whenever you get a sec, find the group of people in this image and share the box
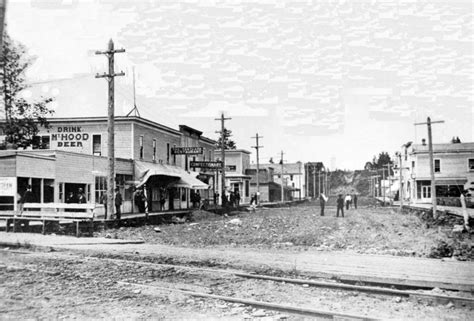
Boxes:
[66,188,87,204]
[100,187,122,221]
[319,193,358,218]
[221,190,241,208]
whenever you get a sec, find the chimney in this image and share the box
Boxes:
[421,138,426,146]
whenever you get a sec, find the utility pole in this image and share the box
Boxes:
[251,133,263,205]
[313,164,316,199]
[384,163,392,204]
[0,0,6,50]
[318,168,321,197]
[415,117,444,218]
[280,151,285,202]
[397,152,403,211]
[215,113,231,206]
[95,39,125,220]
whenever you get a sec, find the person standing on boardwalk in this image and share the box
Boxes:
[19,185,34,212]
[319,193,327,216]
[353,194,358,209]
[336,194,344,217]
[114,187,122,223]
[100,192,107,218]
[235,190,241,207]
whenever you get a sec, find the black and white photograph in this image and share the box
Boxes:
[0,0,473,319]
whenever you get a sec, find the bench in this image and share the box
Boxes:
[1,203,96,237]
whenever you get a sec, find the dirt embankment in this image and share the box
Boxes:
[96,203,473,261]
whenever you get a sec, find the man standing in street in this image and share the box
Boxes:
[336,194,344,218]
[353,194,358,209]
[114,187,122,224]
[345,194,352,210]
[319,193,326,216]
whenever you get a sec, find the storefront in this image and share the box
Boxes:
[0,116,216,214]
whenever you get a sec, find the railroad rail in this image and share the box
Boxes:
[4,249,472,310]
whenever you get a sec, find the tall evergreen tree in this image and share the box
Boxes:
[1,33,53,149]
[215,127,236,150]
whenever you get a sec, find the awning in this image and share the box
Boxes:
[416,178,468,186]
[135,161,209,189]
[174,172,209,189]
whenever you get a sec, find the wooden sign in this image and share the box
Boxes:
[171,147,203,155]
[190,161,222,169]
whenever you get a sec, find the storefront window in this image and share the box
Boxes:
[95,176,107,202]
[43,179,54,203]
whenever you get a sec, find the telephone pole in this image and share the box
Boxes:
[215,113,231,206]
[280,151,285,202]
[251,133,263,205]
[415,117,444,218]
[95,39,125,220]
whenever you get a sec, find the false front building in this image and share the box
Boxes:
[0,116,216,214]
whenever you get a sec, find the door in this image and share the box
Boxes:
[421,185,431,202]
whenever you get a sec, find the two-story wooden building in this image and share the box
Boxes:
[0,116,216,214]
[403,141,474,203]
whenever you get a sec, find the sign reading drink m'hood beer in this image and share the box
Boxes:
[51,126,90,148]
[171,147,203,155]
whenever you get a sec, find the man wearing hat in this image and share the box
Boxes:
[114,187,123,222]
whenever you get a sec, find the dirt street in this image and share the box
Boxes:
[1,204,473,320]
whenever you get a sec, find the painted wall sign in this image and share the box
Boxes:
[172,147,203,155]
[190,161,222,169]
[0,177,16,196]
[51,126,90,147]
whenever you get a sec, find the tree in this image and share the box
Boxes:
[1,33,53,149]
[215,127,236,150]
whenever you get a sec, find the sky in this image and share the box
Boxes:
[4,0,474,170]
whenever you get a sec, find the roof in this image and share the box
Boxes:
[179,125,203,136]
[411,142,474,154]
[252,163,303,175]
[216,149,252,155]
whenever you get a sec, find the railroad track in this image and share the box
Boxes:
[3,248,473,319]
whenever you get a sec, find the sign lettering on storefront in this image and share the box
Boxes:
[171,147,203,155]
[51,126,90,148]
[190,161,222,169]
[0,177,16,196]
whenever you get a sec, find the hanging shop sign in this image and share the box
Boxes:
[190,161,222,169]
[171,147,203,155]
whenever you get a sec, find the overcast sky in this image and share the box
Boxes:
[5,0,474,170]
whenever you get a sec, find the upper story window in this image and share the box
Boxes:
[468,159,474,171]
[173,144,177,165]
[290,174,294,181]
[228,165,236,172]
[152,139,156,161]
[203,148,206,161]
[92,135,101,156]
[166,143,170,164]
[412,161,415,169]
[139,136,144,159]
[434,159,441,173]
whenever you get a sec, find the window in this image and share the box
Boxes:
[203,149,206,161]
[41,136,50,149]
[152,139,156,161]
[245,180,249,197]
[166,143,170,164]
[92,135,101,156]
[290,174,294,181]
[469,159,474,171]
[434,159,440,173]
[228,165,236,172]
[139,136,144,159]
[95,176,107,203]
[412,161,415,169]
[208,150,212,161]
[173,144,176,164]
